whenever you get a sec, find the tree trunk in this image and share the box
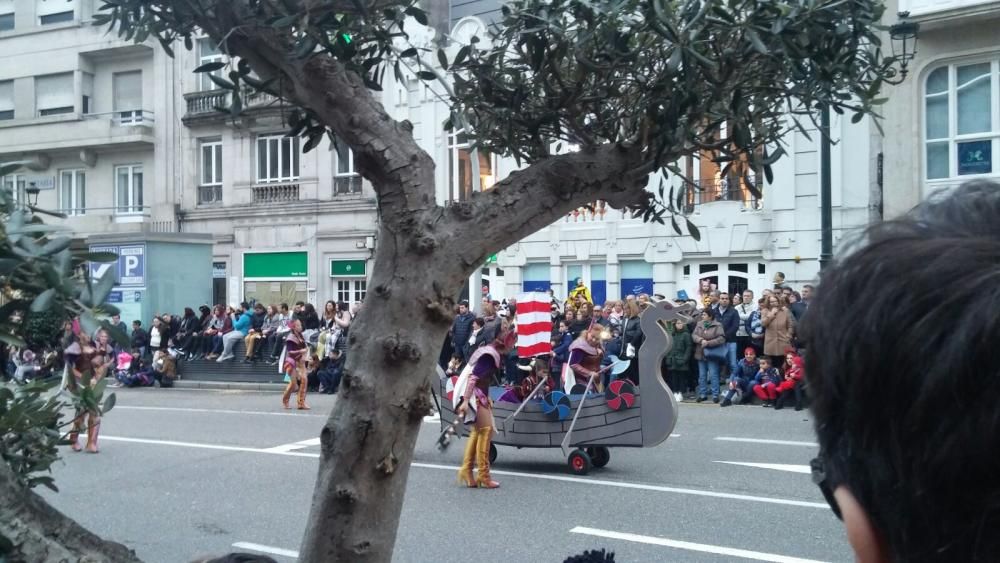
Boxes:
[298,218,462,562]
[0,462,143,563]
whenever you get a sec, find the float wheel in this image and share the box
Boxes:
[489,442,498,464]
[587,446,611,468]
[568,449,592,475]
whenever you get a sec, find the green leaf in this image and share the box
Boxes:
[102,392,116,415]
[82,251,118,263]
[437,48,448,71]
[193,61,226,73]
[93,266,117,307]
[416,70,436,81]
[405,6,429,25]
[453,45,471,67]
[399,47,417,58]
[271,13,299,28]
[685,218,702,241]
[208,73,236,90]
[29,289,57,313]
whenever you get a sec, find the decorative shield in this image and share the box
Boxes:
[605,379,637,411]
[445,375,459,402]
[542,391,572,420]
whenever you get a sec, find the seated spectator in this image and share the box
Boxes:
[243,303,268,363]
[216,305,249,362]
[175,308,200,356]
[721,347,759,407]
[267,303,292,365]
[12,348,39,384]
[203,305,228,360]
[151,350,176,388]
[774,349,804,410]
[803,180,1000,563]
[317,349,345,394]
[110,349,134,388]
[751,356,781,407]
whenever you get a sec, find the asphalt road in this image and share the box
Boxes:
[40,388,851,563]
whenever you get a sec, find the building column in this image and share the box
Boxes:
[653,262,676,300]
[606,262,620,302]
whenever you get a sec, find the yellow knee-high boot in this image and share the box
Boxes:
[456,428,478,487]
[475,427,499,489]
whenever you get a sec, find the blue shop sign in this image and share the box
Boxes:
[620,278,654,299]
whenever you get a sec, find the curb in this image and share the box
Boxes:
[171,380,286,392]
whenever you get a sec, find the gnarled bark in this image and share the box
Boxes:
[0,462,142,563]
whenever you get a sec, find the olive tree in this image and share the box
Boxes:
[2,0,904,560]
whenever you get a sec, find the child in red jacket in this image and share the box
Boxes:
[774,350,804,410]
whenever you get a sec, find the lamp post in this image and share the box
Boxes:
[25,182,40,207]
[818,13,919,271]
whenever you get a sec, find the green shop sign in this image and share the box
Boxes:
[330,259,367,277]
[244,252,308,278]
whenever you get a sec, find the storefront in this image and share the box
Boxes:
[243,251,308,306]
[329,259,368,307]
[619,260,654,299]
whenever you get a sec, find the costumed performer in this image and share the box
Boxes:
[454,329,517,489]
[566,325,606,393]
[64,329,113,453]
[280,319,310,410]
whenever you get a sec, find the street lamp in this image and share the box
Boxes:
[25,182,40,206]
[818,14,919,271]
[889,13,920,80]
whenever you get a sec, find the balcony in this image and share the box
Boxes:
[252,182,300,204]
[681,179,762,215]
[182,88,285,125]
[0,110,155,156]
[898,0,1000,23]
[334,175,363,196]
[565,200,609,222]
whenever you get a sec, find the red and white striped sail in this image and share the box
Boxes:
[516,292,553,358]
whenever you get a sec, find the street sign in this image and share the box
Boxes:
[88,244,146,288]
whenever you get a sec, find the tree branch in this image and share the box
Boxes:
[200,1,438,221]
[447,144,656,267]
[0,461,143,562]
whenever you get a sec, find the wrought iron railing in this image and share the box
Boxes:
[681,178,762,214]
[334,175,362,196]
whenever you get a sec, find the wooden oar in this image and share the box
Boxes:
[501,376,551,433]
[560,359,630,458]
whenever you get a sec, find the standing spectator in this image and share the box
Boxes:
[108,314,128,342]
[218,306,252,362]
[451,300,475,363]
[477,303,501,348]
[551,320,573,376]
[736,290,756,353]
[714,292,741,377]
[789,290,807,322]
[570,302,593,337]
[691,308,726,403]
[607,300,623,328]
[761,294,795,364]
[772,271,786,289]
[593,304,610,327]
[563,309,579,338]
[618,299,643,383]
[131,320,148,358]
[663,318,692,402]
[747,297,766,355]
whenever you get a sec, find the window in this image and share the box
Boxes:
[113,71,143,124]
[336,279,367,306]
[925,60,1000,180]
[256,135,300,182]
[334,140,361,195]
[448,130,496,202]
[0,80,12,120]
[198,138,223,204]
[198,38,226,91]
[2,174,25,204]
[81,72,93,115]
[115,165,143,214]
[37,0,75,24]
[60,169,85,216]
[35,73,74,116]
[0,0,13,32]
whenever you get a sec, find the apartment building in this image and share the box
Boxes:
[880,0,1000,217]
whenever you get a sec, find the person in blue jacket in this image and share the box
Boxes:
[217,306,252,362]
[550,320,574,375]
[721,347,760,406]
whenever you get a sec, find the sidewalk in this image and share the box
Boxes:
[172,379,286,392]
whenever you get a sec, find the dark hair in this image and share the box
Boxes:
[563,549,615,563]
[701,307,716,320]
[184,307,195,317]
[802,180,1000,563]
[132,320,141,327]
[295,301,305,307]
[280,303,289,312]
[758,356,771,365]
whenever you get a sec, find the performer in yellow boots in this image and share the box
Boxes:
[454,330,516,489]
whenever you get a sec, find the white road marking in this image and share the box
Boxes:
[714,461,812,474]
[231,542,298,559]
[114,405,326,418]
[412,462,826,508]
[570,527,829,563]
[716,436,818,447]
[263,437,321,453]
[98,435,827,509]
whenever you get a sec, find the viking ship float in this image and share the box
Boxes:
[438,301,692,474]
